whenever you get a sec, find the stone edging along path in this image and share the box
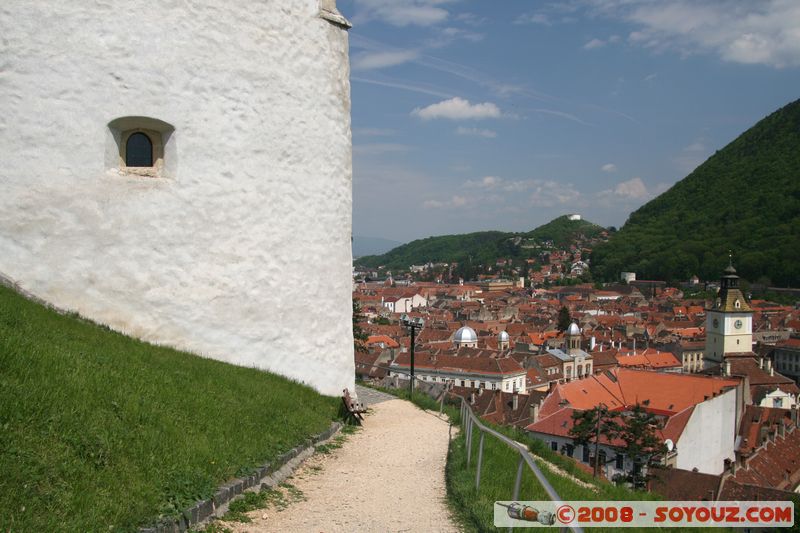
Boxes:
[139,421,343,533]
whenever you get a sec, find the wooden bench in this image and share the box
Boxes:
[342,389,367,424]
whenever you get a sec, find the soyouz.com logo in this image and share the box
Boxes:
[494,501,794,528]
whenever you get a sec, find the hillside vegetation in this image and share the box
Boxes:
[356,216,605,270]
[592,99,800,286]
[0,284,339,532]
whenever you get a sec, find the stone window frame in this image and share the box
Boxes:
[120,128,164,176]
[107,116,176,178]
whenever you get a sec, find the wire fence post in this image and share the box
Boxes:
[466,416,473,467]
[512,455,524,500]
[475,430,485,490]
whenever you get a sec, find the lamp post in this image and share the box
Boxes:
[400,314,425,397]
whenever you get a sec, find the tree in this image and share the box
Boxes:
[570,403,663,486]
[569,405,621,478]
[352,300,369,353]
[557,306,571,332]
[616,403,663,489]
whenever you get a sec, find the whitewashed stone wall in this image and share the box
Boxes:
[676,389,737,475]
[0,0,354,395]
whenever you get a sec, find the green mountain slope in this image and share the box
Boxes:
[591,99,800,286]
[522,215,605,246]
[356,216,605,270]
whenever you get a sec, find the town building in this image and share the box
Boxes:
[0,0,355,395]
[774,337,800,382]
[526,369,742,478]
[705,263,754,365]
[389,350,527,393]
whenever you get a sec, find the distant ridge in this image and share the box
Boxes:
[355,215,605,270]
[591,98,800,286]
[353,235,403,258]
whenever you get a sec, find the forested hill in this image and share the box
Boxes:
[355,216,605,270]
[591,98,800,286]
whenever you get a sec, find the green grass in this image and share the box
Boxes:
[0,284,340,532]
[446,416,730,532]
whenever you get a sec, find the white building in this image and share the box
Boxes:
[0,1,355,395]
[705,264,754,365]
[526,369,742,479]
[389,351,527,393]
[381,293,427,314]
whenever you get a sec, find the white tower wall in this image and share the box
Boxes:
[0,0,355,395]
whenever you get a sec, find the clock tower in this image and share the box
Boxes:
[704,261,753,366]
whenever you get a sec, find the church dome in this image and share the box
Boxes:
[567,322,581,336]
[454,326,478,344]
[498,330,510,342]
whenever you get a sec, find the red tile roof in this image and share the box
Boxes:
[392,351,525,376]
[730,426,800,491]
[536,368,739,419]
[366,335,399,348]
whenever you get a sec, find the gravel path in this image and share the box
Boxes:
[227,395,459,533]
[353,384,395,406]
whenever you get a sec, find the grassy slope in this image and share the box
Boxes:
[0,284,339,532]
[592,98,800,285]
[446,421,733,533]
[521,215,605,247]
[446,423,659,532]
[356,216,605,270]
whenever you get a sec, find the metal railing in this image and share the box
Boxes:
[453,393,583,533]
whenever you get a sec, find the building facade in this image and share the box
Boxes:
[774,338,800,382]
[0,1,355,395]
[705,264,754,366]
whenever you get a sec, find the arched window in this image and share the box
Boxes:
[126,132,153,167]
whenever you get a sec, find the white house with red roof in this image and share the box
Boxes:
[389,349,527,393]
[526,368,742,479]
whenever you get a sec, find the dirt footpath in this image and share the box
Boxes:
[227,396,459,532]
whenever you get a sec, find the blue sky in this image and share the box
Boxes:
[337,0,800,244]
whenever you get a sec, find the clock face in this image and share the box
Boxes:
[734,319,743,329]
[713,318,719,329]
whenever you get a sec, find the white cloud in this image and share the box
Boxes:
[353,127,395,137]
[643,73,658,82]
[529,180,581,207]
[456,12,487,26]
[583,38,606,49]
[424,26,485,48]
[465,176,502,188]
[352,50,419,70]
[654,182,672,195]
[601,163,617,173]
[600,177,649,200]
[527,108,592,126]
[423,195,472,209]
[463,176,581,205]
[684,140,706,152]
[598,0,800,68]
[353,143,411,156]
[515,13,551,25]
[456,126,497,138]
[351,76,454,99]
[412,97,502,120]
[674,137,712,173]
[351,0,454,27]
